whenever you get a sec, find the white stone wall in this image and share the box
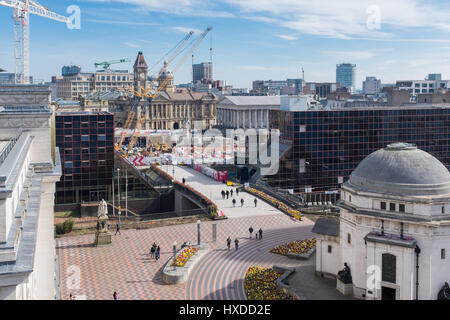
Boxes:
[316,236,341,277]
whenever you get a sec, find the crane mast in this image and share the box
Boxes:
[0,0,70,84]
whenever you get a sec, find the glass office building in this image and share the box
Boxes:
[336,63,356,91]
[55,112,115,204]
[268,106,450,203]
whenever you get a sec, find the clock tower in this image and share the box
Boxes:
[133,51,148,94]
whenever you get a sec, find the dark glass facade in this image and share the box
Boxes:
[268,106,450,200]
[55,112,115,204]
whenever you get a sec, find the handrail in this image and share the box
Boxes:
[0,130,22,167]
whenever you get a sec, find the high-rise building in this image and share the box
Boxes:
[193,62,213,83]
[336,63,356,92]
[267,97,450,203]
[55,112,115,205]
[362,76,381,95]
[62,65,82,76]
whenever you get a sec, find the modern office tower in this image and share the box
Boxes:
[267,98,450,203]
[62,65,82,76]
[362,76,381,95]
[193,62,213,83]
[55,112,115,205]
[336,63,356,92]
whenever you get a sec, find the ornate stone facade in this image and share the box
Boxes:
[146,89,217,130]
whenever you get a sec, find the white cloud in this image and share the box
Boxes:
[276,34,297,41]
[172,26,203,34]
[85,18,160,26]
[124,42,140,48]
[322,50,376,60]
[85,0,235,18]
[223,0,450,39]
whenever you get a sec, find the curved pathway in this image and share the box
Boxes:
[186,214,314,300]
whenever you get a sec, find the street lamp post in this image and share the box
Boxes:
[117,168,121,224]
[173,241,177,270]
[125,169,128,217]
[197,220,201,245]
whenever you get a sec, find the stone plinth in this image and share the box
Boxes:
[336,278,353,296]
[94,231,111,246]
[162,243,210,284]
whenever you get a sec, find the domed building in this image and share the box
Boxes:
[313,143,450,300]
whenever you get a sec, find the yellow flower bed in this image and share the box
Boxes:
[171,246,198,267]
[270,238,316,256]
[244,267,294,300]
[247,187,302,220]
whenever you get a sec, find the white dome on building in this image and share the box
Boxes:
[346,142,450,196]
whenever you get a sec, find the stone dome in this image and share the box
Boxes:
[346,143,450,196]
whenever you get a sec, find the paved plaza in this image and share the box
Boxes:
[57,166,323,300]
[57,213,315,300]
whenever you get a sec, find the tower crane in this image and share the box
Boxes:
[148,31,194,81]
[142,26,212,101]
[0,0,71,84]
[94,58,131,70]
[116,27,212,154]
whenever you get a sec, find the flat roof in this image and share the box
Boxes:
[0,106,51,114]
[56,111,113,116]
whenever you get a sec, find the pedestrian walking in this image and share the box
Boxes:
[226,237,231,250]
[115,223,121,235]
[249,226,254,238]
[230,189,233,197]
[113,291,118,300]
[221,190,225,199]
[182,177,186,184]
[241,198,244,207]
[232,198,236,207]
[258,228,263,240]
[155,246,161,261]
[236,188,239,196]
[150,242,156,258]
[226,190,229,199]
[234,238,239,250]
[254,198,257,207]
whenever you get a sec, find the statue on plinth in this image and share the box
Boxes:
[438,282,450,300]
[98,199,109,220]
[337,262,352,284]
[94,199,112,246]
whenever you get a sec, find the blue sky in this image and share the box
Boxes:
[1,0,450,88]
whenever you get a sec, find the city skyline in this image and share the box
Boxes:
[1,0,450,88]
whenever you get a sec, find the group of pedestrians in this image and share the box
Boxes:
[149,242,161,261]
[226,226,263,252]
[248,226,263,239]
[221,188,240,200]
[226,236,240,251]
[221,189,258,209]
